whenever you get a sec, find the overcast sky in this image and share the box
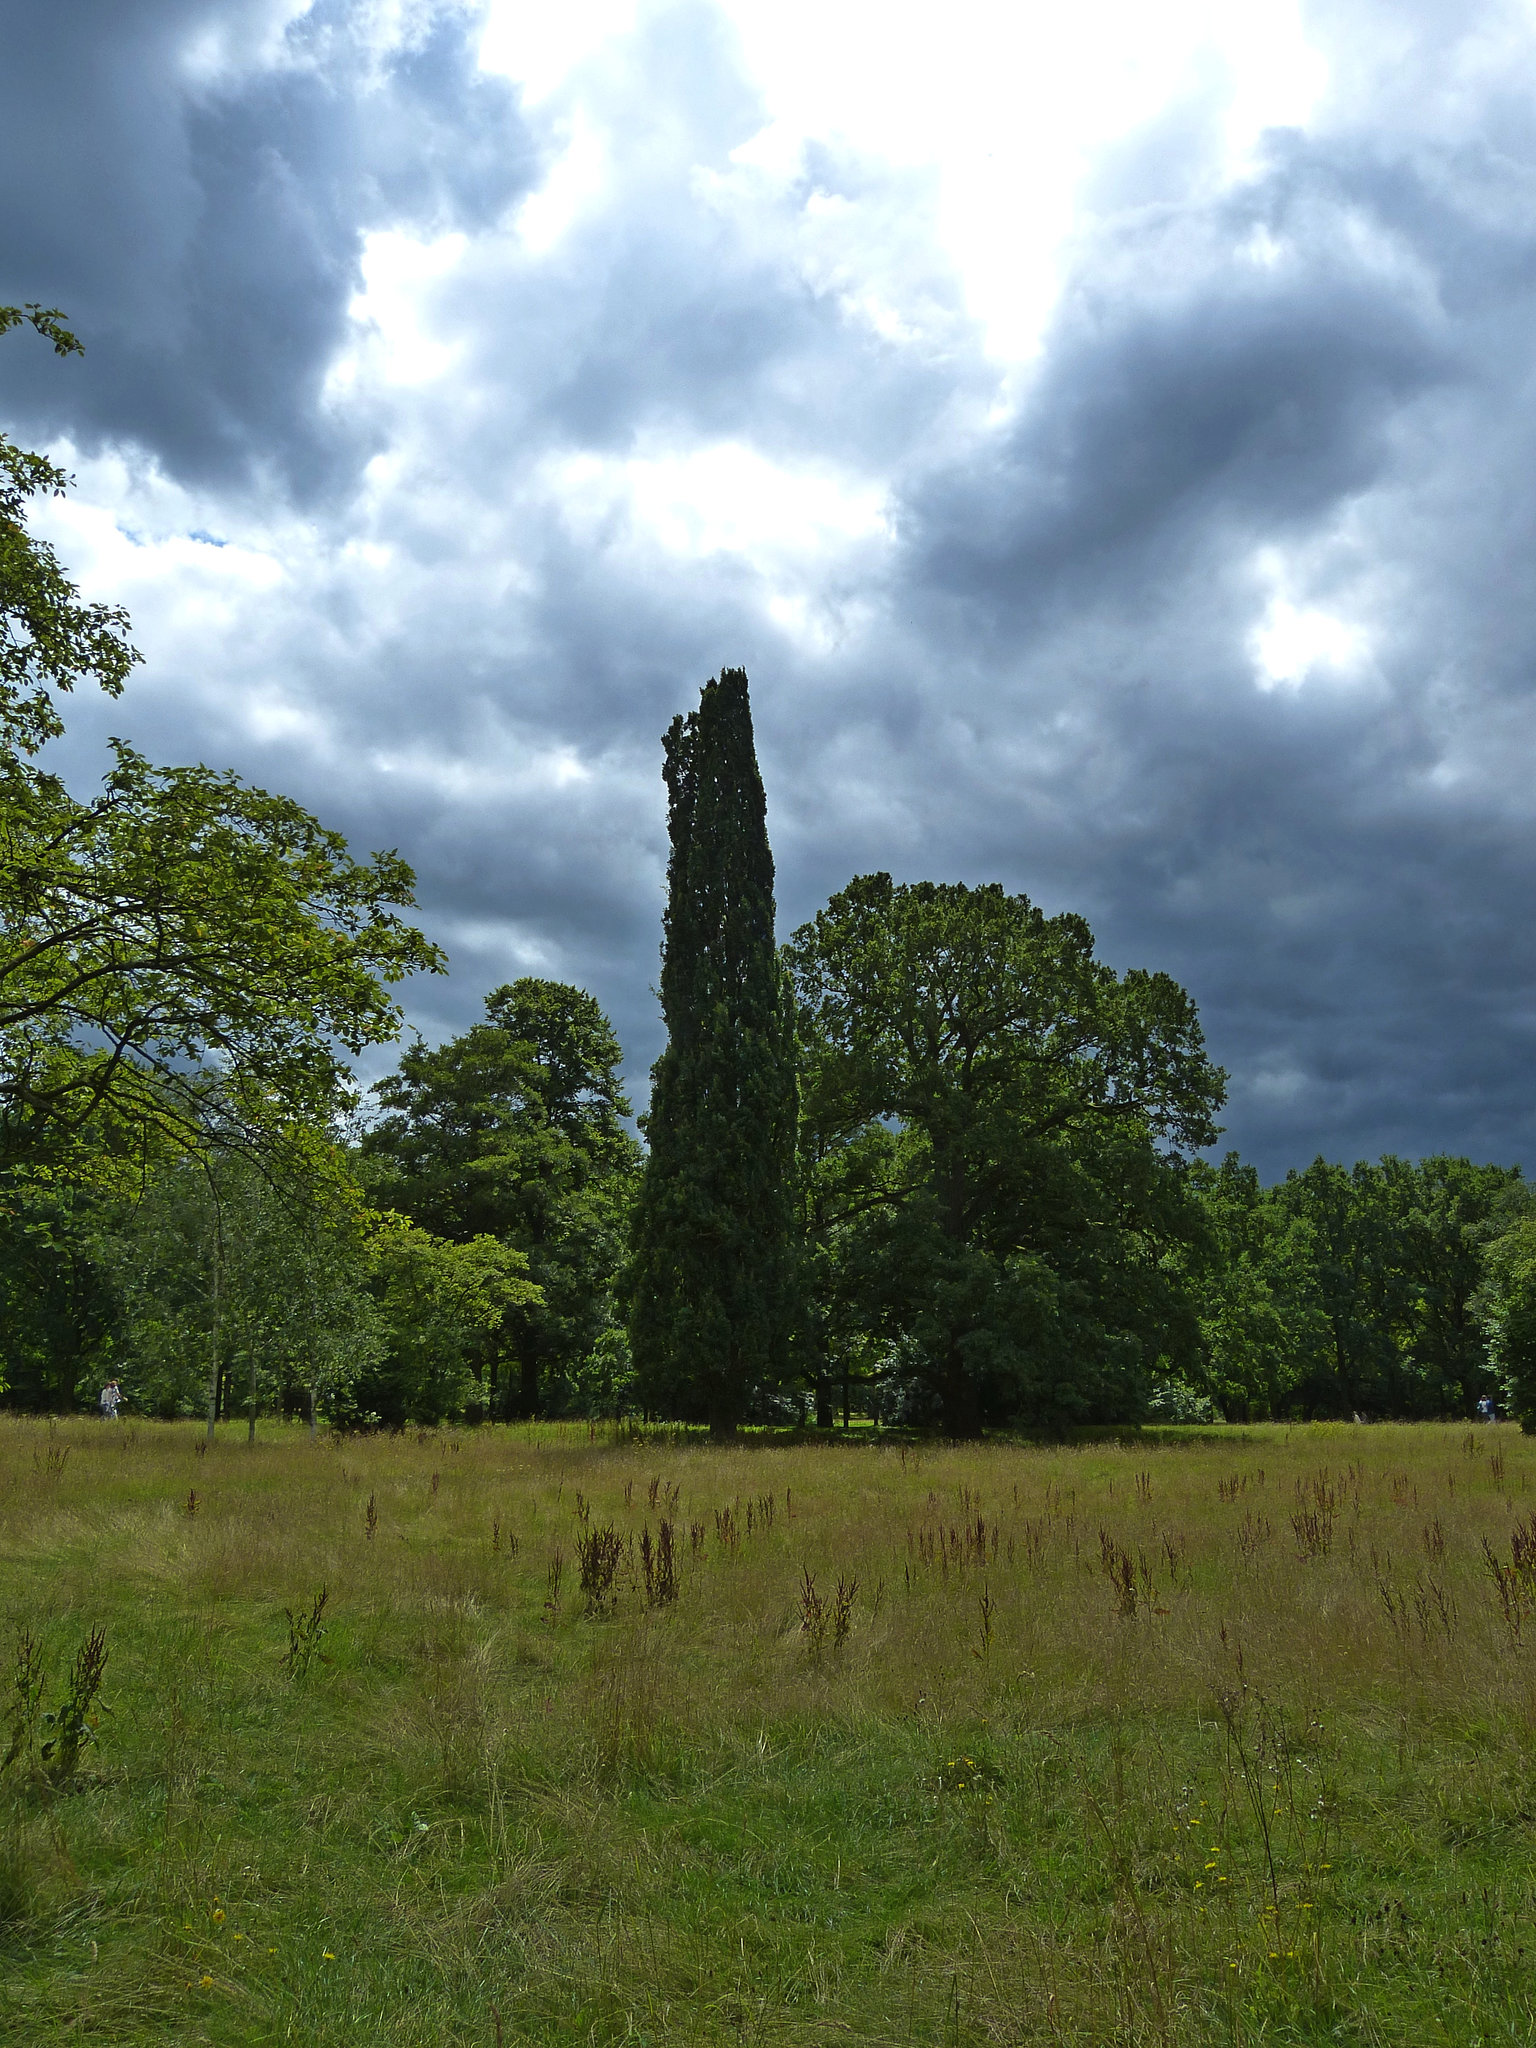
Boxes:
[4,0,1536,1176]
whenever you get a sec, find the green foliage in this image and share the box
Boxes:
[787,873,1225,1432]
[1182,1154,1331,1420]
[1477,1215,1536,1429]
[101,1147,388,1427]
[1181,1154,1527,1421]
[0,304,139,760]
[628,670,799,1434]
[0,1168,121,1407]
[37,1624,108,1783]
[351,1214,541,1426]
[0,307,443,1175]
[364,978,638,1418]
[0,744,445,1170]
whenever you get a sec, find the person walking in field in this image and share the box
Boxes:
[99,1378,122,1419]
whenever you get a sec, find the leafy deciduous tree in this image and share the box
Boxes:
[363,978,640,1416]
[788,874,1225,1433]
[0,305,443,1176]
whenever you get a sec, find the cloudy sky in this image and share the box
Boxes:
[3,0,1536,1176]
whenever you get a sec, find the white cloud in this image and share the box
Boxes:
[1247,547,1375,691]
[543,440,889,561]
[483,0,1328,362]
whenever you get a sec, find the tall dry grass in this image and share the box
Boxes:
[1,1415,1533,2045]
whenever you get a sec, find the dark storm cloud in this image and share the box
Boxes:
[0,0,535,493]
[5,0,1536,1175]
[863,36,1536,1175]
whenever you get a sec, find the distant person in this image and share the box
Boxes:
[99,1379,122,1419]
[1478,1394,1497,1423]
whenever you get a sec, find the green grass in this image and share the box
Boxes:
[1,1417,1535,2044]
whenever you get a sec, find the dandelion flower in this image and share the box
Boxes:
[323,1951,337,1961]
[199,1974,214,1988]
[211,1909,225,1924]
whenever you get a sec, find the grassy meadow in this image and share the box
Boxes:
[2,1417,1535,2046]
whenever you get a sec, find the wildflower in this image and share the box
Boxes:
[233,1933,245,1942]
[211,1909,225,1924]
[199,1974,214,1988]
[323,1951,337,1961]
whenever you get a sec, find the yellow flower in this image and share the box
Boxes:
[211,1909,225,1924]
[323,1951,337,1961]
[233,1932,245,1942]
[199,1974,214,1989]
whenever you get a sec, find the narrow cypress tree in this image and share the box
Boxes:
[628,669,798,1436]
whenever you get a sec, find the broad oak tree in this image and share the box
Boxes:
[628,669,798,1436]
[787,874,1226,1433]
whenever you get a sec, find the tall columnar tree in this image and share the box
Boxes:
[628,669,798,1435]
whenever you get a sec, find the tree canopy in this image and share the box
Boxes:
[788,873,1226,1432]
[0,304,443,1176]
[363,978,639,1417]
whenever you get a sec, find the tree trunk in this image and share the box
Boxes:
[518,1347,540,1421]
[815,1372,834,1430]
[205,1223,222,1444]
[940,1335,982,1437]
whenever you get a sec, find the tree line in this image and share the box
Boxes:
[4,306,1536,1434]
